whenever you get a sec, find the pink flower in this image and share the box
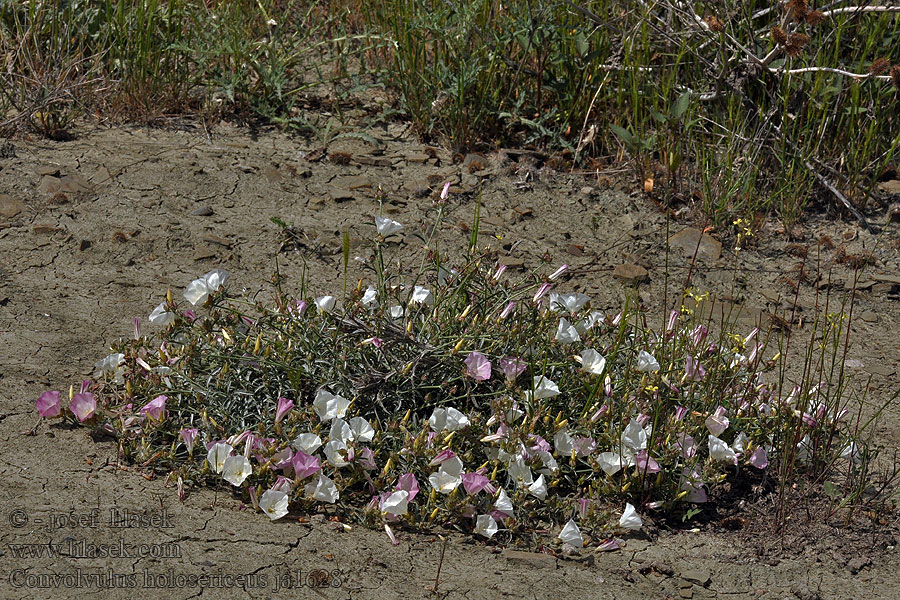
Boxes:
[292,451,321,480]
[685,355,706,381]
[395,473,420,501]
[36,391,62,418]
[499,356,526,383]
[573,437,597,457]
[461,472,490,495]
[748,446,769,469]
[429,449,457,466]
[577,498,592,519]
[635,450,661,474]
[275,397,294,424]
[70,393,96,422]
[548,264,569,281]
[674,405,688,421]
[499,301,515,320]
[465,351,492,381]
[140,395,167,422]
[180,428,198,454]
[357,447,377,470]
[533,283,552,303]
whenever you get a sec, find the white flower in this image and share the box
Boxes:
[437,266,459,287]
[555,317,581,344]
[184,269,229,305]
[554,429,574,456]
[381,491,409,516]
[324,440,351,467]
[507,454,534,487]
[527,376,560,401]
[549,292,590,313]
[259,489,289,520]
[474,514,498,538]
[329,419,353,443]
[528,474,548,500]
[621,420,648,452]
[429,407,470,432]
[292,433,322,454]
[580,349,606,375]
[574,310,605,335]
[313,390,350,421]
[315,295,336,314]
[597,452,629,476]
[494,489,514,517]
[206,443,233,474]
[375,215,403,237]
[148,303,175,327]
[349,417,375,443]
[361,286,378,308]
[428,456,464,494]
[619,503,642,531]
[410,285,433,306]
[306,474,339,503]
[389,305,405,319]
[94,353,126,383]
[222,455,252,486]
[708,435,738,464]
[732,432,749,453]
[636,350,660,372]
[558,519,584,547]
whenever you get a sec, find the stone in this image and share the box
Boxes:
[877,180,900,195]
[59,174,91,193]
[680,568,711,586]
[39,176,62,195]
[502,549,556,569]
[613,263,649,283]
[668,227,722,261]
[191,206,214,216]
[0,194,25,218]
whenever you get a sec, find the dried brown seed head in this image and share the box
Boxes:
[771,26,788,45]
[892,65,900,90]
[787,0,809,21]
[806,10,825,25]
[704,15,725,32]
[870,58,891,76]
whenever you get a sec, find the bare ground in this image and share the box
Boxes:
[1,122,899,599]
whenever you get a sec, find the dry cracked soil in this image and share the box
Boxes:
[1,121,900,599]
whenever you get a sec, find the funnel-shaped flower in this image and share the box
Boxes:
[222,455,252,486]
[292,451,321,480]
[636,350,660,372]
[180,428,198,455]
[499,356,526,383]
[619,503,642,531]
[474,514,498,538]
[314,295,336,314]
[292,433,322,455]
[465,351,492,381]
[580,349,606,375]
[494,489,514,517]
[148,302,175,327]
[410,285,433,306]
[140,395,167,422]
[375,215,403,237]
[259,489,289,520]
[207,443,233,474]
[380,490,409,516]
[558,519,584,547]
[555,317,580,344]
[275,397,294,424]
[70,393,96,422]
[395,473,420,501]
[429,407,470,432]
[36,391,62,418]
[528,376,560,401]
[313,390,350,422]
[306,474,339,503]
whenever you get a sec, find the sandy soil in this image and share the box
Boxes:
[1,121,899,599]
